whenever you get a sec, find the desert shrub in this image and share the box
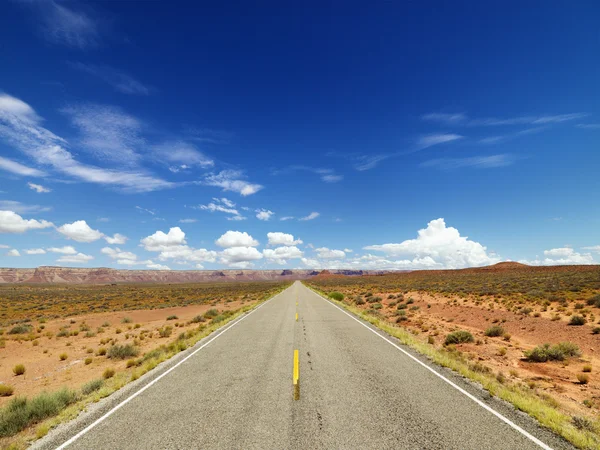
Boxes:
[190,315,206,323]
[204,309,218,318]
[592,327,600,335]
[577,374,589,384]
[84,357,92,365]
[108,344,140,359]
[586,294,600,308]
[583,364,592,373]
[569,315,586,326]
[8,325,32,335]
[444,330,474,345]
[397,303,407,310]
[371,303,382,310]
[572,415,595,432]
[103,368,115,379]
[328,292,344,301]
[355,297,365,305]
[59,353,68,361]
[0,385,14,397]
[12,365,25,376]
[484,326,504,337]
[166,315,178,320]
[158,326,173,338]
[211,315,226,324]
[406,298,414,305]
[81,379,103,395]
[0,388,77,437]
[121,317,132,324]
[497,347,507,356]
[524,342,581,362]
[96,347,107,356]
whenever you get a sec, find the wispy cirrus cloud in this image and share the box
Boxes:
[420,154,515,170]
[0,156,45,177]
[299,212,320,221]
[0,200,51,214]
[272,165,343,183]
[69,62,153,95]
[21,0,100,49]
[422,112,587,127]
[201,170,263,196]
[576,123,600,130]
[194,197,246,221]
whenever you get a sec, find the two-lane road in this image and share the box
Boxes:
[38,282,572,449]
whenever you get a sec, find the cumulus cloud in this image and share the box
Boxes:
[299,212,320,221]
[582,245,600,253]
[215,231,259,248]
[57,252,94,264]
[256,209,274,221]
[219,247,263,268]
[267,232,303,246]
[0,156,45,177]
[27,182,51,193]
[140,227,186,251]
[7,249,20,257]
[104,233,128,245]
[57,220,104,242]
[520,247,595,266]
[146,263,170,270]
[0,210,54,233]
[0,201,51,215]
[47,246,77,254]
[263,246,303,265]
[316,247,346,259]
[202,170,263,196]
[24,248,46,255]
[101,247,150,266]
[363,218,499,269]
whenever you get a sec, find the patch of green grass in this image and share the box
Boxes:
[328,292,344,301]
[0,388,77,437]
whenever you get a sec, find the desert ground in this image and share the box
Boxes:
[307,263,600,427]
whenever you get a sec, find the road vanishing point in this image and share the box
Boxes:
[36,282,573,450]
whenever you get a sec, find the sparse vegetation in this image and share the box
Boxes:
[12,365,25,376]
[484,325,504,337]
[328,292,344,301]
[103,368,115,379]
[108,344,140,360]
[524,342,581,362]
[569,315,586,326]
[444,330,474,345]
[81,379,103,395]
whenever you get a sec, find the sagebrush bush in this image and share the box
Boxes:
[569,315,586,326]
[444,330,474,345]
[103,368,115,379]
[121,317,132,324]
[204,309,218,318]
[166,315,178,320]
[190,315,205,323]
[8,325,32,335]
[524,342,581,362]
[0,385,14,397]
[108,344,140,359]
[484,325,505,337]
[81,379,103,395]
[328,292,344,301]
[12,364,25,376]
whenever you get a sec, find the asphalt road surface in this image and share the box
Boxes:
[38,281,573,450]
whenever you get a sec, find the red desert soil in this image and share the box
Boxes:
[0,301,243,407]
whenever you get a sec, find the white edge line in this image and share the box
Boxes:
[306,286,553,450]
[55,290,286,450]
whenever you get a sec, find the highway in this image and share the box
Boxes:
[37,281,572,449]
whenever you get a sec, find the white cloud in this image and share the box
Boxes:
[0,245,9,249]
[57,252,94,264]
[0,156,45,177]
[24,248,46,255]
[135,206,156,215]
[7,249,20,257]
[299,212,320,221]
[256,209,274,221]
[0,210,54,233]
[421,113,467,124]
[33,0,100,49]
[364,218,499,269]
[422,112,586,127]
[197,198,245,220]
[27,182,51,193]
[316,247,346,259]
[416,134,463,150]
[520,247,595,266]
[263,246,303,265]
[279,216,294,221]
[267,232,303,246]
[421,154,514,170]
[321,174,343,183]
[202,170,263,196]
[0,201,51,214]
[215,231,259,248]
[47,246,77,255]
[178,218,197,223]
[101,247,150,266]
[104,233,128,245]
[219,246,263,267]
[582,245,600,253]
[57,220,104,242]
[69,62,152,95]
[153,141,214,170]
[140,227,186,251]
[344,248,353,253]
[577,123,600,130]
[146,263,170,270]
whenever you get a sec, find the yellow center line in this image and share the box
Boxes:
[295,312,298,321]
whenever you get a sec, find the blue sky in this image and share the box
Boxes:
[0,1,599,270]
